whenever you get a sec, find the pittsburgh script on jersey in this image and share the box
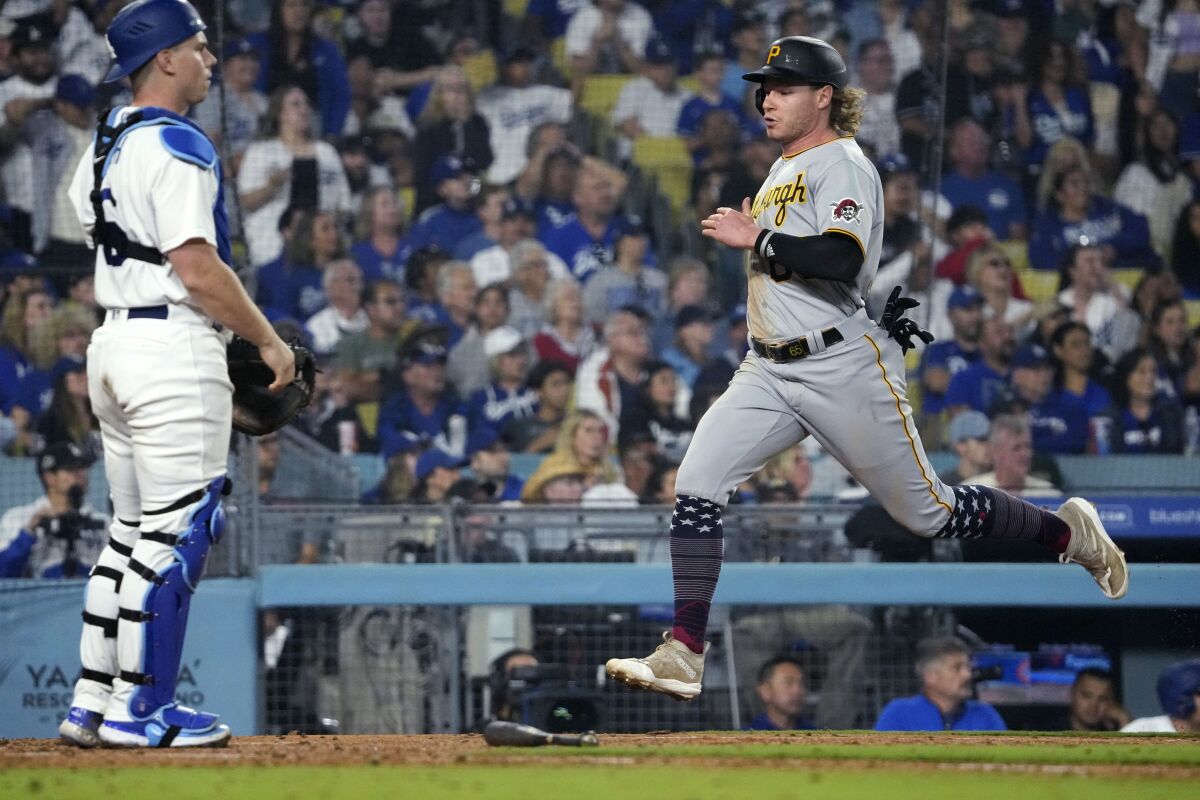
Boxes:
[752,172,808,226]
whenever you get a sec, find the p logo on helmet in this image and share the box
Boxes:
[767,45,781,64]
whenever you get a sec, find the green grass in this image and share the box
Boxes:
[495,738,1200,767]
[1,765,1197,800]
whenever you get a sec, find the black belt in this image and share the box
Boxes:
[752,327,844,363]
[128,305,168,320]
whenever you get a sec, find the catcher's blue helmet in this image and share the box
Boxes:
[104,0,207,84]
[1157,659,1200,720]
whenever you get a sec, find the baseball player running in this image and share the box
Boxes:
[605,36,1128,702]
[57,0,295,747]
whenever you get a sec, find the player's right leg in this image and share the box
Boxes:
[92,320,234,747]
[606,361,805,700]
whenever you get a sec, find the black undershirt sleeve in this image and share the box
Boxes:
[752,229,864,284]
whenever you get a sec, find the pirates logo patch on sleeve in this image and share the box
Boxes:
[831,198,863,224]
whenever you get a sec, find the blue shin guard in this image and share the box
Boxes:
[123,477,228,720]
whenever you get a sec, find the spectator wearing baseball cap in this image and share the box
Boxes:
[469,196,569,289]
[192,38,267,164]
[410,65,494,212]
[610,36,694,162]
[581,215,666,328]
[412,446,468,504]
[919,285,983,419]
[942,410,991,484]
[1122,659,1200,733]
[406,155,485,255]
[662,305,718,390]
[465,326,539,437]
[477,45,573,185]
[694,304,749,393]
[466,425,524,502]
[989,340,1087,457]
[376,336,468,459]
[0,17,59,252]
[0,440,108,578]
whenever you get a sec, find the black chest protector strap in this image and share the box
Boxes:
[91,108,166,267]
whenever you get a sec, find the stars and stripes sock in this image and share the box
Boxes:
[669,494,724,655]
[934,485,1071,553]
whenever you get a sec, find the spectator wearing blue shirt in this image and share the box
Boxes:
[377,339,467,459]
[465,426,526,504]
[408,157,486,255]
[1093,347,1185,455]
[0,287,52,420]
[542,168,624,283]
[256,209,343,321]
[452,186,509,261]
[940,119,1027,241]
[523,0,590,44]
[944,316,1015,417]
[744,657,816,732]
[1029,166,1158,271]
[876,636,1006,732]
[466,327,539,436]
[351,187,412,285]
[921,286,983,418]
[721,13,767,107]
[248,0,350,137]
[1023,40,1094,172]
[661,305,716,390]
[653,0,733,75]
[1003,342,1089,454]
[678,52,751,156]
[1048,321,1113,445]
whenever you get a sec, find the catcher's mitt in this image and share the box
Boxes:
[226,335,316,436]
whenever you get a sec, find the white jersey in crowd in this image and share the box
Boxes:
[67,107,221,315]
[746,136,883,340]
[477,83,572,184]
[0,496,108,578]
[0,74,57,213]
[1120,715,1178,733]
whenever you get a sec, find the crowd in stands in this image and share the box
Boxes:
[1,0,1199,509]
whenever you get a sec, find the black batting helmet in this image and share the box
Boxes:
[743,36,847,114]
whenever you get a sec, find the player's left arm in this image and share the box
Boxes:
[700,198,863,283]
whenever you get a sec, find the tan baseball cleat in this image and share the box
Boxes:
[1056,497,1129,600]
[605,632,707,701]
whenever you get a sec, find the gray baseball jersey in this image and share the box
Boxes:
[676,134,953,536]
[746,136,884,339]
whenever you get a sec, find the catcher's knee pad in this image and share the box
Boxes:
[125,478,228,718]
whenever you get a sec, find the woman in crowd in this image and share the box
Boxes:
[351,187,412,284]
[247,0,350,137]
[1113,108,1192,259]
[1168,199,1200,295]
[507,240,555,338]
[619,361,693,465]
[1022,40,1095,177]
[1093,346,1185,454]
[1147,299,1200,402]
[0,287,52,449]
[520,410,618,502]
[965,243,1034,333]
[532,279,596,375]
[1049,320,1114,450]
[37,358,99,458]
[1029,165,1158,270]
[256,210,346,321]
[412,65,493,212]
[240,86,352,266]
[1034,137,1098,214]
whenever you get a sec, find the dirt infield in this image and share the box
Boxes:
[3,731,1199,778]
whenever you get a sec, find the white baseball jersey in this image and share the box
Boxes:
[746,136,884,339]
[67,106,220,314]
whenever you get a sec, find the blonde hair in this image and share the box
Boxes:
[1036,137,1101,213]
[831,86,867,137]
[0,287,49,353]
[28,304,97,370]
[964,242,1007,288]
[418,65,476,127]
[354,187,404,242]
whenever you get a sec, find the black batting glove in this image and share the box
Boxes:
[881,285,935,355]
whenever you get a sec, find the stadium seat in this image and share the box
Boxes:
[1015,268,1059,304]
[462,50,497,93]
[502,0,529,17]
[580,74,634,120]
[632,136,693,219]
[1186,299,1200,328]
[397,186,416,225]
[997,240,1029,271]
[1055,454,1200,492]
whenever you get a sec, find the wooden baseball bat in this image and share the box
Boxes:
[483,720,599,747]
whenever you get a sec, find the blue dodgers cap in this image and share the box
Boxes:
[104,0,207,83]
[675,304,718,329]
[55,74,95,109]
[875,152,916,180]
[1011,342,1051,369]
[729,303,747,323]
[947,410,990,444]
[224,37,260,60]
[1157,659,1200,719]
[501,196,537,220]
[51,354,87,381]
[415,447,467,482]
[430,155,473,184]
[948,285,984,311]
[466,425,503,456]
[615,214,649,239]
